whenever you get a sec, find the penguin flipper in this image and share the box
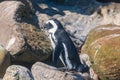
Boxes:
[53,42,63,66]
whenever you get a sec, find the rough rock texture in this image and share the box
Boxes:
[0,45,11,78]
[0,1,52,63]
[35,1,120,49]
[0,0,120,80]
[79,53,98,80]
[31,62,94,80]
[81,24,120,80]
[3,65,34,80]
[11,23,52,63]
[0,1,24,47]
[98,3,120,25]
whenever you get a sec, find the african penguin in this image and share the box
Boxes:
[42,18,89,73]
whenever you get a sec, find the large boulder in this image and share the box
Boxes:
[0,1,52,63]
[31,62,93,80]
[0,45,11,78]
[9,23,52,63]
[0,1,23,47]
[81,24,120,80]
[3,65,34,80]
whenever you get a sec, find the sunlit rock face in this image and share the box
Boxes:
[0,1,52,63]
[82,24,120,80]
[31,62,94,80]
[3,65,34,80]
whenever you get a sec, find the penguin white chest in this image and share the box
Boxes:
[49,33,57,49]
[48,20,58,49]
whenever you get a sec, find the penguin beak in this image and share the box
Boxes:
[40,27,44,31]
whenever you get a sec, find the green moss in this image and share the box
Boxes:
[82,24,120,80]
[17,23,52,60]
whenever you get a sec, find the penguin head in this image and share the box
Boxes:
[42,18,63,32]
[42,21,53,31]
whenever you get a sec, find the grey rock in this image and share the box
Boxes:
[80,54,98,80]
[58,2,120,48]
[31,62,85,80]
[3,65,34,80]
[0,1,24,48]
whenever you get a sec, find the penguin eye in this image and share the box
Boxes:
[43,21,54,30]
[43,24,48,29]
[47,22,53,29]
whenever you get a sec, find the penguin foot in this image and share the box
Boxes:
[77,64,89,73]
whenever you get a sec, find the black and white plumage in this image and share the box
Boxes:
[42,18,89,72]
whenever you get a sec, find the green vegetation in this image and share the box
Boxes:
[82,24,120,80]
